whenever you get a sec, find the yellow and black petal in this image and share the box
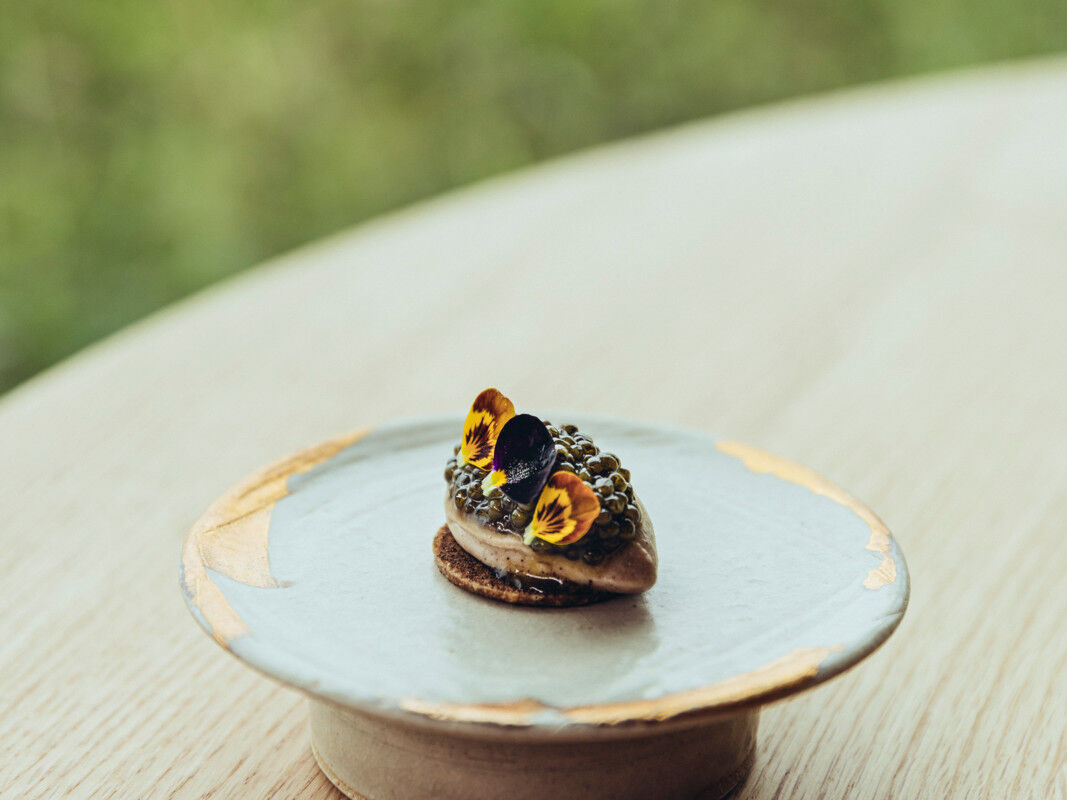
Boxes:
[524,472,600,546]
[460,388,515,468]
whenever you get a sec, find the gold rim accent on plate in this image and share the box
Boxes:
[716,440,897,590]
[180,430,366,645]
[398,645,841,726]
[180,426,902,728]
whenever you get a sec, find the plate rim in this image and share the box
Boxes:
[179,415,910,728]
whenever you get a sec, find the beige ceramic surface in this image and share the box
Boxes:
[179,415,907,800]
[180,417,907,729]
[308,700,759,800]
[2,60,1066,798]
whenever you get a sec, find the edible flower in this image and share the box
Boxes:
[459,388,515,468]
[524,472,600,546]
[480,413,556,504]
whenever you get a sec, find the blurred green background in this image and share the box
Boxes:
[2,0,1065,395]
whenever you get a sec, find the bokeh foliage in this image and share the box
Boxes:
[2,0,1064,392]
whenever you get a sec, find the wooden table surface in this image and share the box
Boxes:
[3,59,1066,799]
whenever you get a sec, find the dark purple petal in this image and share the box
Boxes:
[492,414,556,504]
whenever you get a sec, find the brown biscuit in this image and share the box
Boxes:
[433,525,613,607]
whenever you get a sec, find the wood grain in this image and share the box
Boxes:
[2,58,1066,799]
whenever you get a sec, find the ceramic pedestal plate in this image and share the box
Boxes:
[180,417,909,800]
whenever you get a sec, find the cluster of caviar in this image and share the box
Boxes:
[446,453,534,533]
[444,422,639,565]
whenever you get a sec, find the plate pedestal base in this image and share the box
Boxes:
[309,699,757,800]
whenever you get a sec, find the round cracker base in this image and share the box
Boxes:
[432,525,613,608]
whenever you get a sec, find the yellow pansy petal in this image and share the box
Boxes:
[460,388,515,468]
[524,472,600,546]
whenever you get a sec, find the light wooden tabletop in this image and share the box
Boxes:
[3,59,1065,799]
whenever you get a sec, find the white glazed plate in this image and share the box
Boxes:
[180,415,908,730]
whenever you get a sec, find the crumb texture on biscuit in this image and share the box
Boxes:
[433,526,611,608]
